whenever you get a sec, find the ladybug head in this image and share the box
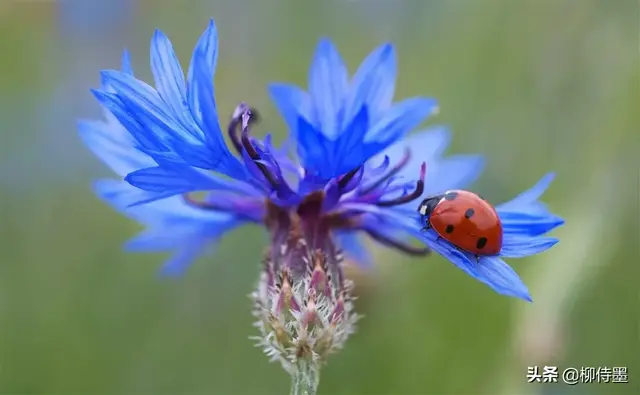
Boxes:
[417,195,443,219]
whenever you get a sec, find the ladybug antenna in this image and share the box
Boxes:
[359,148,411,195]
[375,162,426,207]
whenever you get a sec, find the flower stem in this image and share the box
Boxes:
[289,360,320,395]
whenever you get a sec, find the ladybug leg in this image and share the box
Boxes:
[474,255,481,264]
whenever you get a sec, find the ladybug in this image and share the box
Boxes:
[418,190,503,262]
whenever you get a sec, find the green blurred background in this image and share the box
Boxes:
[0,0,638,394]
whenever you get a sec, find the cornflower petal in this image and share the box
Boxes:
[421,155,486,196]
[101,70,189,143]
[186,19,219,127]
[499,212,565,237]
[364,97,438,143]
[268,83,315,138]
[90,89,166,153]
[344,43,396,125]
[461,256,532,301]
[120,50,134,75]
[150,29,189,127]
[496,173,555,212]
[308,38,348,139]
[500,236,559,258]
[189,49,247,179]
[270,39,439,180]
[124,163,251,201]
[78,119,154,176]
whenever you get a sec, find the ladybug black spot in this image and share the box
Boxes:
[444,192,458,201]
[445,224,455,234]
[476,237,487,250]
[464,208,475,219]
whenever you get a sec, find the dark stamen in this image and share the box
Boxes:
[365,228,431,256]
[375,162,426,207]
[337,166,362,191]
[240,111,260,159]
[228,102,260,155]
[239,109,280,189]
[359,148,411,195]
[227,112,243,154]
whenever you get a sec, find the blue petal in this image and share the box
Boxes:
[95,179,239,225]
[497,173,555,212]
[344,43,396,126]
[309,38,348,139]
[150,29,189,125]
[124,163,242,201]
[365,97,439,144]
[158,242,209,277]
[126,227,209,252]
[121,50,134,76]
[296,115,331,173]
[111,98,206,168]
[500,236,559,258]
[472,256,532,301]
[187,19,219,129]
[373,126,452,168]
[421,155,485,196]
[500,211,565,237]
[78,119,154,177]
[334,231,373,268]
[496,173,564,238]
[190,49,247,179]
[95,177,244,277]
[90,89,165,152]
[417,226,532,301]
[95,178,183,211]
[268,83,315,139]
[102,53,245,178]
[125,211,238,253]
[331,106,370,174]
[99,70,207,162]
[100,70,188,139]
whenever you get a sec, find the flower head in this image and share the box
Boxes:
[81,18,484,276]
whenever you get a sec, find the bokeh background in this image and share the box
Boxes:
[1,0,638,394]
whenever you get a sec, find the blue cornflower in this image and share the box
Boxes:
[80,19,483,277]
[81,19,562,305]
[79,17,563,386]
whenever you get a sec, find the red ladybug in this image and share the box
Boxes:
[418,190,503,261]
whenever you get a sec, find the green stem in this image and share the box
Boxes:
[289,360,320,395]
